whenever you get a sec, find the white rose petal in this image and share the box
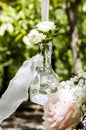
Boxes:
[36,21,56,32]
[23,36,31,45]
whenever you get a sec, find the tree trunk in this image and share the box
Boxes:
[65,0,83,73]
[0,66,9,98]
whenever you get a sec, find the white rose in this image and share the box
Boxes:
[36,21,56,32]
[28,29,46,44]
[43,90,82,130]
[23,29,46,45]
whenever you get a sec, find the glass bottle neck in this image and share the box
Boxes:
[39,42,52,71]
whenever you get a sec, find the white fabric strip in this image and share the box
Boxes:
[0,54,42,124]
[41,0,49,21]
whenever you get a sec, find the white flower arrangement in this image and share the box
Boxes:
[23,21,57,45]
[43,72,86,130]
[58,72,86,109]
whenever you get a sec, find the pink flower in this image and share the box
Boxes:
[43,90,82,130]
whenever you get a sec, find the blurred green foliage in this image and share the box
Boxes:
[0,0,86,91]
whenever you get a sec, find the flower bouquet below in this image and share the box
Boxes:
[43,72,86,130]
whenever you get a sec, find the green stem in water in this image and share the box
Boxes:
[42,44,46,71]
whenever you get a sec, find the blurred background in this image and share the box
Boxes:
[0,0,86,129]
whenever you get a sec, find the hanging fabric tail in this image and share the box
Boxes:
[0,54,42,124]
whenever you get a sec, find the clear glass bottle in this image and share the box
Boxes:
[30,42,59,105]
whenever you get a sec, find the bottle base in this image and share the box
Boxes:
[30,94,48,105]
